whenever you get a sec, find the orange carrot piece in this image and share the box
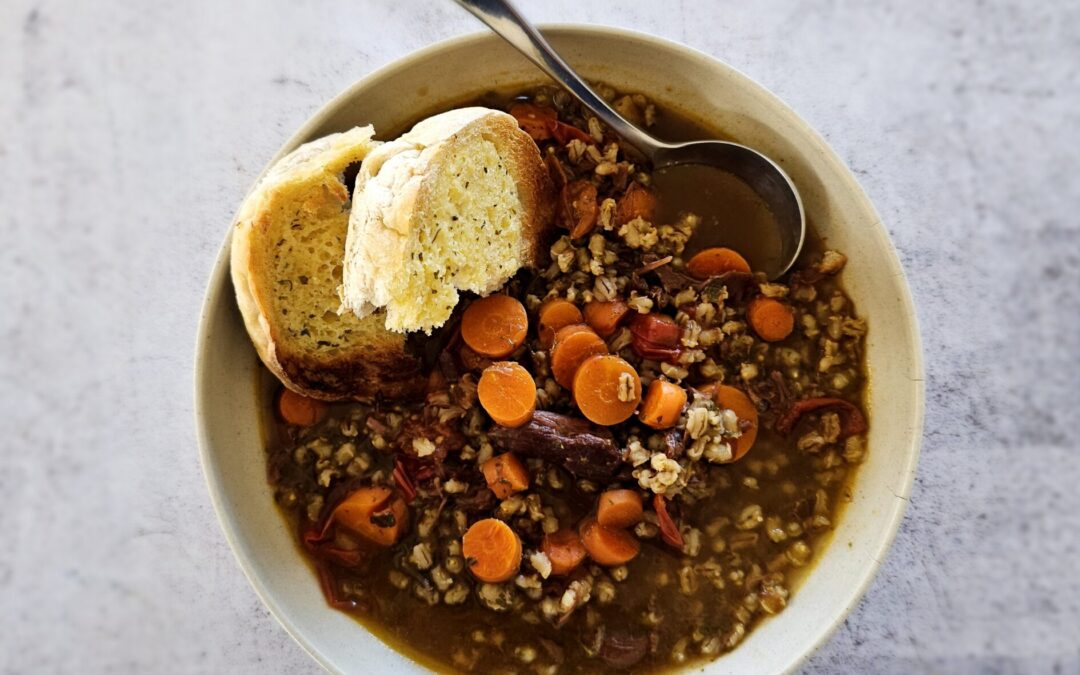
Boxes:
[541,529,588,576]
[481,452,531,499]
[538,299,583,348]
[597,489,644,529]
[461,295,529,358]
[694,382,718,398]
[713,384,759,461]
[747,297,795,342]
[462,518,523,583]
[583,300,631,338]
[276,389,328,426]
[333,486,409,547]
[550,324,608,388]
[638,379,688,429]
[579,517,640,566]
[562,180,599,239]
[615,182,659,226]
[509,102,557,141]
[572,354,641,426]
[478,362,536,428]
[686,247,752,279]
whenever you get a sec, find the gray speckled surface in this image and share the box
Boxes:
[2,0,1078,673]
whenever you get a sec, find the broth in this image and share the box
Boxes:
[260,85,867,674]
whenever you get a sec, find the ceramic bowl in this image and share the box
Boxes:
[195,25,923,674]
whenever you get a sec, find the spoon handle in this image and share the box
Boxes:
[453,0,661,159]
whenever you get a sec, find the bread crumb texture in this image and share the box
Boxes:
[232,125,424,400]
[342,108,543,334]
[254,128,377,352]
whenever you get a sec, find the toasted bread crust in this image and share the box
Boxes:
[470,111,555,268]
[340,108,555,333]
[231,127,425,401]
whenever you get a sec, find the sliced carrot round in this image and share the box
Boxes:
[538,298,583,348]
[550,324,608,388]
[509,102,557,141]
[615,182,659,226]
[478,362,536,428]
[686,247,751,279]
[713,384,759,461]
[461,295,529,358]
[276,389,328,426]
[747,297,795,342]
[462,518,523,583]
[579,517,640,566]
[333,486,409,547]
[481,452,530,499]
[597,489,644,528]
[562,180,599,239]
[541,529,588,576]
[572,354,641,426]
[638,379,688,429]
[583,300,631,338]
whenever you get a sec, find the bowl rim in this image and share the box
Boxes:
[195,23,924,675]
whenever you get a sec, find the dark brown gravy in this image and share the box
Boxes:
[260,87,864,674]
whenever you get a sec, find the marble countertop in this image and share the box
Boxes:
[2,0,1078,672]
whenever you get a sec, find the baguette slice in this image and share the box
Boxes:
[340,107,555,334]
[231,126,425,401]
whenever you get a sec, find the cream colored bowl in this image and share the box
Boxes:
[195,26,923,674]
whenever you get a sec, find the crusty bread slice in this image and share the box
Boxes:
[231,126,425,401]
[340,107,554,334]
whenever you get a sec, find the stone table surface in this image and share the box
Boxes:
[2,0,1078,673]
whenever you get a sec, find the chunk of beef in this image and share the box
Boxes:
[487,411,625,480]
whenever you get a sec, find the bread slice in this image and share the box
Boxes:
[340,107,554,334]
[231,126,425,401]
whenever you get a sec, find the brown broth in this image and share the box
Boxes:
[260,86,868,674]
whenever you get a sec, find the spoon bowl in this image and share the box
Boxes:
[654,140,805,278]
[455,0,806,277]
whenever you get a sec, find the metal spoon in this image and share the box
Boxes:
[454,0,806,278]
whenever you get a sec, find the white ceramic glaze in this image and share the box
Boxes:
[195,25,923,675]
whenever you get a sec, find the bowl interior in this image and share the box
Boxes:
[196,26,923,675]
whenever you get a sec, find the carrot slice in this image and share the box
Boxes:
[276,389,327,426]
[562,180,599,239]
[509,102,556,141]
[686,247,752,279]
[579,517,640,566]
[583,300,631,338]
[461,295,529,358]
[638,379,688,429]
[463,518,522,583]
[538,299,583,348]
[694,382,718,398]
[713,384,759,461]
[597,489,644,528]
[550,324,608,388]
[541,529,588,576]
[747,297,795,342]
[572,355,641,426]
[615,182,659,226]
[481,452,530,499]
[332,486,409,547]
[478,362,536,428]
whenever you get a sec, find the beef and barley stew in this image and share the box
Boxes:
[264,85,868,673]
